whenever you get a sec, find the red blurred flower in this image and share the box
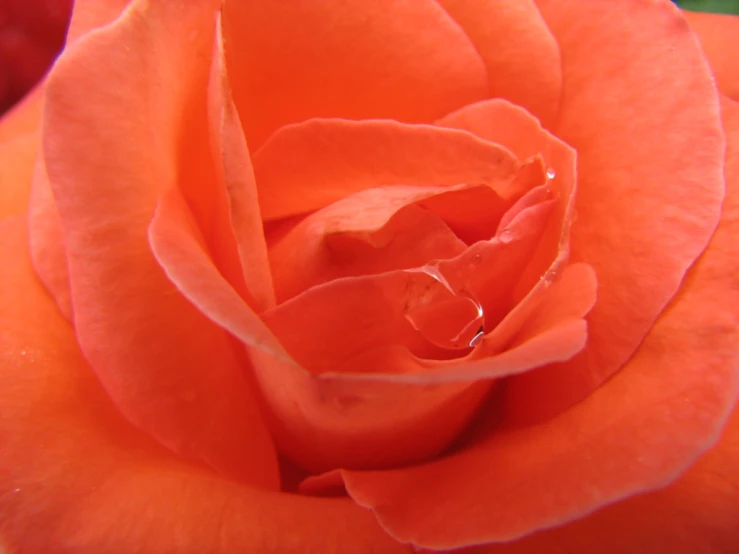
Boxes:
[0,0,72,114]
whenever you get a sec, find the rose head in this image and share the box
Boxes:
[1,1,738,552]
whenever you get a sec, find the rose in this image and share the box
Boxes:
[1,0,737,552]
[1,1,737,552]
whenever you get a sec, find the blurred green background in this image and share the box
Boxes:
[675,0,739,14]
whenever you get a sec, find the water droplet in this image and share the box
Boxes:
[470,253,483,266]
[404,265,485,350]
[539,267,558,286]
[498,229,515,244]
[546,167,556,180]
[19,350,26,356]
[468,328,485,347]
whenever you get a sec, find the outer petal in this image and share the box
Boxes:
[463,403,739,554]
[26,0,138,320]
[332,96,739,550]
[221,0,489,149]
[516,0,727,421]
[436,0,561,127]
[41,0,278,487]
[65,0,131,43]
[0,218,408,554]
[684,10,739,101]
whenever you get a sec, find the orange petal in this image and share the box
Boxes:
[253,118,520,220]
[28,155,72,319]
[436,0,561,127]
[149,188,286,360]
[221,0,488,150]
[437,99,563,162]
[66,0,131,43]
[0,129,36,218]
[516,0,727,421]
[684,10,739,101]
[464,401,739,554]
[418,159,545,244]
[41,0,278,487]
[207,16,275,310]
[23,0,153,321]
[329,97,739,551]
[0,217,406,554]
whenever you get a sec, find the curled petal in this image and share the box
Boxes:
[253,118,519,220]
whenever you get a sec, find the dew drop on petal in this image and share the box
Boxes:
[539,267,559,286]
[546,167,556,180]
[468,328,485,348]
[404,265,485,350]
[498,228,515,244]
